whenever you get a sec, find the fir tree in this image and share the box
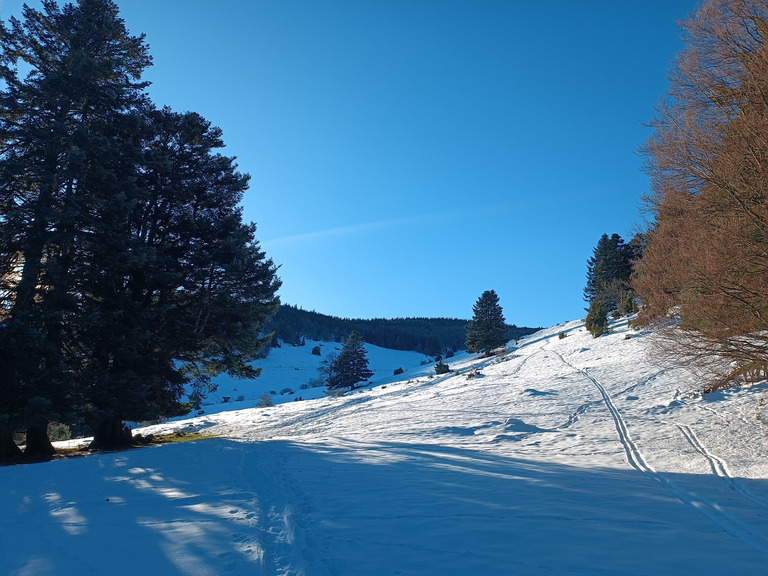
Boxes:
[465,290,507,356]
[326,331,373,392]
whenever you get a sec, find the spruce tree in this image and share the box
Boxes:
[0,0,152,457]
[326,331,374,392]
[465,290,507,355]
[584,233,634,311]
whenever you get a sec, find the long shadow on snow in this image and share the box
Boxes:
[3,438,768,576]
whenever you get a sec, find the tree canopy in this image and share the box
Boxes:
[267,304,539,356]
[0,0,280,459]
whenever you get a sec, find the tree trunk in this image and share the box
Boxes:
[90,416,133,450]
[24,425,55,459]
[0,429,23,462]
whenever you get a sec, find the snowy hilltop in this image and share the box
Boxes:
[3,317,768,575]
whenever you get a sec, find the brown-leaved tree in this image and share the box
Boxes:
[634,0,768,389]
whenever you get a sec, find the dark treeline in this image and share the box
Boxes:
[267,305,540,356]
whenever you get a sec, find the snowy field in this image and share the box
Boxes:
[3,317,768,575]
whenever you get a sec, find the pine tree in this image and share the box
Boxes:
[326,331,373,392]
[465,290,507,356]
[78,107,281,449]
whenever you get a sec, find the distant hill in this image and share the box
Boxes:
[265,304,540,356]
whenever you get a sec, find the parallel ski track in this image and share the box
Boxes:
[551,349,768,556]
[675,422,768,508]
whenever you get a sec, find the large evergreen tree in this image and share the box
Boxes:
[583,233,635,312]
[465,290,507,355]
[0,0,280,457]
[77,107,281,449]
[0,0,152,456]
[326,331,373,392]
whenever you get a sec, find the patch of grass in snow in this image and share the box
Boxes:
[145,430,219,445]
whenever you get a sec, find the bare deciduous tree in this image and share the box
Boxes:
[634,0,768,389]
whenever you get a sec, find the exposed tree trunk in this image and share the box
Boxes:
[90,416,133,450]
[0,429,23,462]
[24,425,55,459]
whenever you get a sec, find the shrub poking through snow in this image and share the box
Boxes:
[255,395,273,407]
[435,361,450,375]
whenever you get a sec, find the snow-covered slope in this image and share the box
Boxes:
[3,318,768,575]
[189,339,434,413]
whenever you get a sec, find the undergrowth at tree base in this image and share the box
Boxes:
[1,431,219,466]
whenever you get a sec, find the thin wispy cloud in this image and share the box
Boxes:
[261,201,503,250]
[263,211,458,249]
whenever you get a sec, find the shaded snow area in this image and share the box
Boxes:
[3,318,768,575]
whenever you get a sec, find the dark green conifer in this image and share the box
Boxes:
[0,0,280,456]
[0,0,152,456]
[326,331,374,392]
[465,290,507,356]
[585,299,609,337]
[584,233,636,311]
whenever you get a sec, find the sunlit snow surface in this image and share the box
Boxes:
[3,317,768,575]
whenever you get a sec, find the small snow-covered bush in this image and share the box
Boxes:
[393,367,404,376]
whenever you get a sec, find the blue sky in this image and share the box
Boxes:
[1,0,697,328]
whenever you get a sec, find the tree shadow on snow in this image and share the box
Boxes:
[2,438,768,575]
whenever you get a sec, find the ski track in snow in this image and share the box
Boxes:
[674,423,768,509]
[552,347,768,556]
[550,348,651,474]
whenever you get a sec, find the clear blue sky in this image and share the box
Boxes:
[1,0,697,328]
